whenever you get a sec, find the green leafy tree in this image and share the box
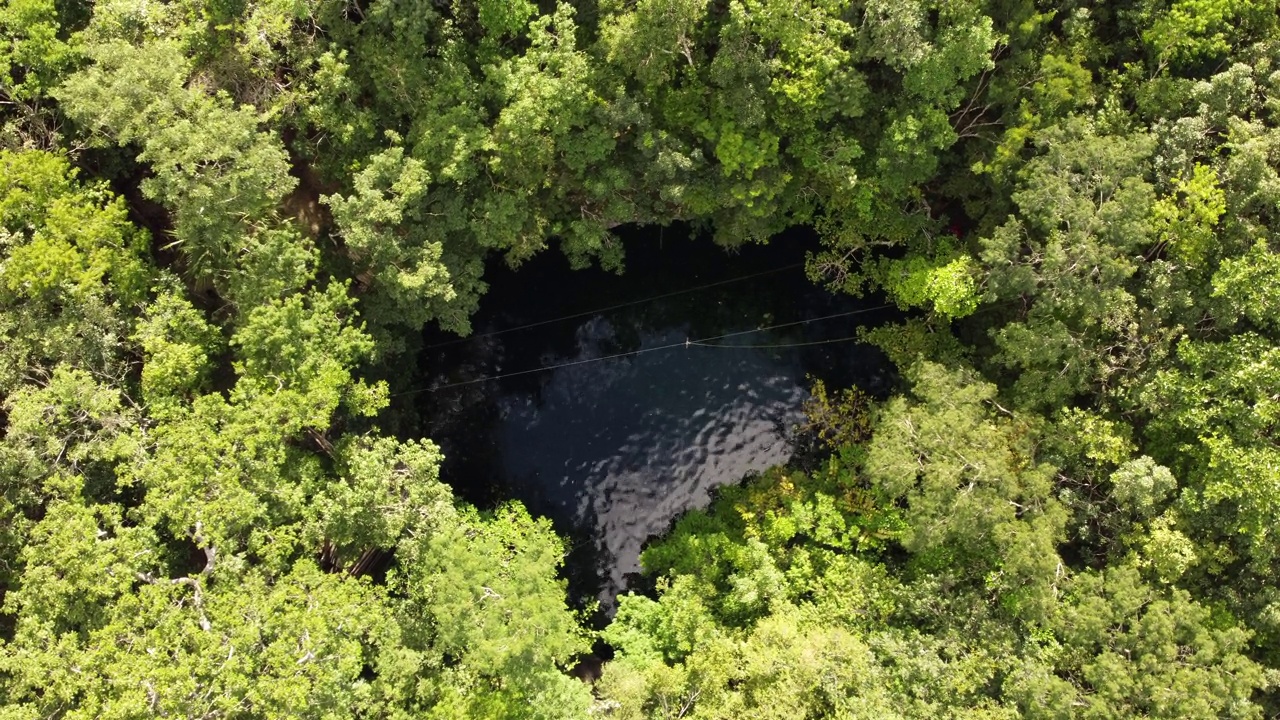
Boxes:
[0,149,149,393]
[324,146,470,338]
[866,362,1065,621]
[394,503,594,719]
[979,121,1161,409]
[57,36,299,302]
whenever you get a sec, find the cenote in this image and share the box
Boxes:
[409,225,899,614]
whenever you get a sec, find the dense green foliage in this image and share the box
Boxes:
[4,0,1280,717]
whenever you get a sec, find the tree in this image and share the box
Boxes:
[323,146,471,338]
[866,362,1065,622]
[0,149,148,411]
[978,120,1161,410]
[57,34,299,303]
[394,503,594,719]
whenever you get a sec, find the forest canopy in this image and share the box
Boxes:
[3,0,1280,717]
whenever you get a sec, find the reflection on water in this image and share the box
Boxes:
[499,319,808,601]
[413,228,895,612]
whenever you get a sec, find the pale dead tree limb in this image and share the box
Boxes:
[675,686,701,718]
[135,572,212,632]
[678,35,696,67]
[145,680,160,713]
[952,65,994,122]
[173,577,213,632]
[191,521,217,576]
[989,400,1015,417]
[949,62,1004,141]
[347,547,381,576]
[135,523,216,631]
[305,427,335,457]
[810,246,860,288]
[296,630,314,665]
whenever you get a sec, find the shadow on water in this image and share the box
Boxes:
[413,225,898,618]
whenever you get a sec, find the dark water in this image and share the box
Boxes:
[414,226,896,610]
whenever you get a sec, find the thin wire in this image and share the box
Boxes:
[414,342,689,393]
[689,333,865,350]
[424,262,806,348]
[682,306,888,345]
[400,304,892,396]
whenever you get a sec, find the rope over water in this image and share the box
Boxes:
[396,304,893,396]
[423,262,807,348]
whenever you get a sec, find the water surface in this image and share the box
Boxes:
[413,227,895,608]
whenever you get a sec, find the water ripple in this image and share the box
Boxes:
[499,323,806,604]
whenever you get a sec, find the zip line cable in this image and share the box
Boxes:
[688,334,868,350]
[398,304,893,396]
[424,262,806,348]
